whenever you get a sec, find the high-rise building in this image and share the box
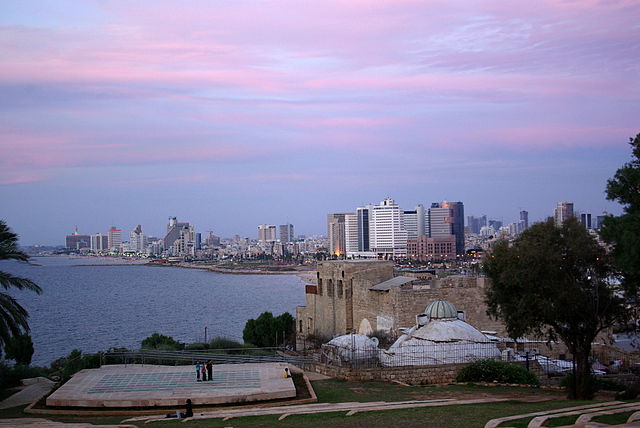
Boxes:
[554,202,574,226]
[65,227,90,250]
[429,201,464,256]
[403,204,426,239]
[595,212,609,230]
[164,217,190,250]
[129,224,146,253]
[327,213,348,256]
[580,213,592,229]
[90,233,108,252]
[356,205,372,252]
[257,224,277,242]
[519,210,529,230]
[279,224,294,243]
[370,198,408,258]
[467,215,487,234]
[107,226,122,251]
[344,213,359,254]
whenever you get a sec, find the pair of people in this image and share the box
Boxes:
[195,360,214,381]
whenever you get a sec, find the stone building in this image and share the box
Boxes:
[296,260,506,349]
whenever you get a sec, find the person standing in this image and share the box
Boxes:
[201,360,207,381]
[207,360,213,382]
[195,361,201,382]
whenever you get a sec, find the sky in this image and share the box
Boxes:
[1,0,638,245]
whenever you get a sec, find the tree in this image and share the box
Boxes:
[483,218,625,399]
[600,133,640,298]
[4,334,34,365]
[140,333,182,350]
[243,312,295,347]
[0,221,42,352]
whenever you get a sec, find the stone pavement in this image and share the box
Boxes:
[0,377,55,410]
[46,363,296,407]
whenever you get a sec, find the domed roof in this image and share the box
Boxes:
[411,319,490,342]
[424,300,458,319]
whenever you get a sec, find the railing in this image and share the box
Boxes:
[101,348,316,370]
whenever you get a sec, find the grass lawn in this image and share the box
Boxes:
[0,380,608,428]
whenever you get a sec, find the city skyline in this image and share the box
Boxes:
[1,1,637,245]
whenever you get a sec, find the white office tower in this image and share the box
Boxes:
[90,233,108,252]
[257,224,277,242]
[554,202,574,226]
[344,213,359,255]
[370,198,408,258]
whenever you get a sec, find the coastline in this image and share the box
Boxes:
[149,261,317,284]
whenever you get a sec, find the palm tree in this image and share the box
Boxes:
[0,220,42,351]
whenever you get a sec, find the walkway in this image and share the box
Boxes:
[123,397,512,424]
[0,377,55,410]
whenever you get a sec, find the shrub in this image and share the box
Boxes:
[596,377,626,391]
[615,381,640,400]
[0,362,45,389]
[186,342,209,351]
[456,359,539,386]
[560,373,599,399]
[209,337,244,349]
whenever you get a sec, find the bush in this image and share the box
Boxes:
[456,359,540,386]
[0,362,45,389]
[209,337,244,349]
[596,377,626,392]
[186,342,209,351]
[141,333,183,350]
[615,381,640,400]
[53,349,102,382]
[560,373,599,399]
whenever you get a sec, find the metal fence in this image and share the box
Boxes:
[101,348,316,370]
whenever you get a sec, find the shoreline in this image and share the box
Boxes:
[149,261,317,283]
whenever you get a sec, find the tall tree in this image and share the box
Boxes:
[600,133,640,298]
[483,218,625,399]
[0,220,42,352]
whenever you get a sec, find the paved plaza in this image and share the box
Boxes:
[46,363,296,408]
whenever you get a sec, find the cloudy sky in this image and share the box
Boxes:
[1,0,638,245]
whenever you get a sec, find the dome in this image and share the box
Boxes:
[424,300,458,319]
[411,319,490,342]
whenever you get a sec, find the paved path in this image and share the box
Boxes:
[123,397,511,423]
[0,419,135,428]
[0,377,55,410]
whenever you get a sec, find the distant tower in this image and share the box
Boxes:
[429,201,465,256]
[107,226,122,251]
[554,202,574,226]
[327,214,348,257]
[519,210,529,230]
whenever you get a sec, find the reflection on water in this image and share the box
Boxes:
[0,257,305,366]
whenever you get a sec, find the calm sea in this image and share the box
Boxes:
[0,257,306,366]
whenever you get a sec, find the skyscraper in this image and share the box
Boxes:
[519,210,529,230]
[279,224,294,243]
[327,213,348,256]
[257,224,277,242]
[554,202,574,226]
[344,213,359,254]
[429,201,464,256]
[403,204,426,238]
[107,226,122,251]
[580,213,592,229]
[356,205,372,252]
[370,198,407,258]
[164,217,190,250]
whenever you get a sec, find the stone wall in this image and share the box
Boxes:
[307,362,464,384]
